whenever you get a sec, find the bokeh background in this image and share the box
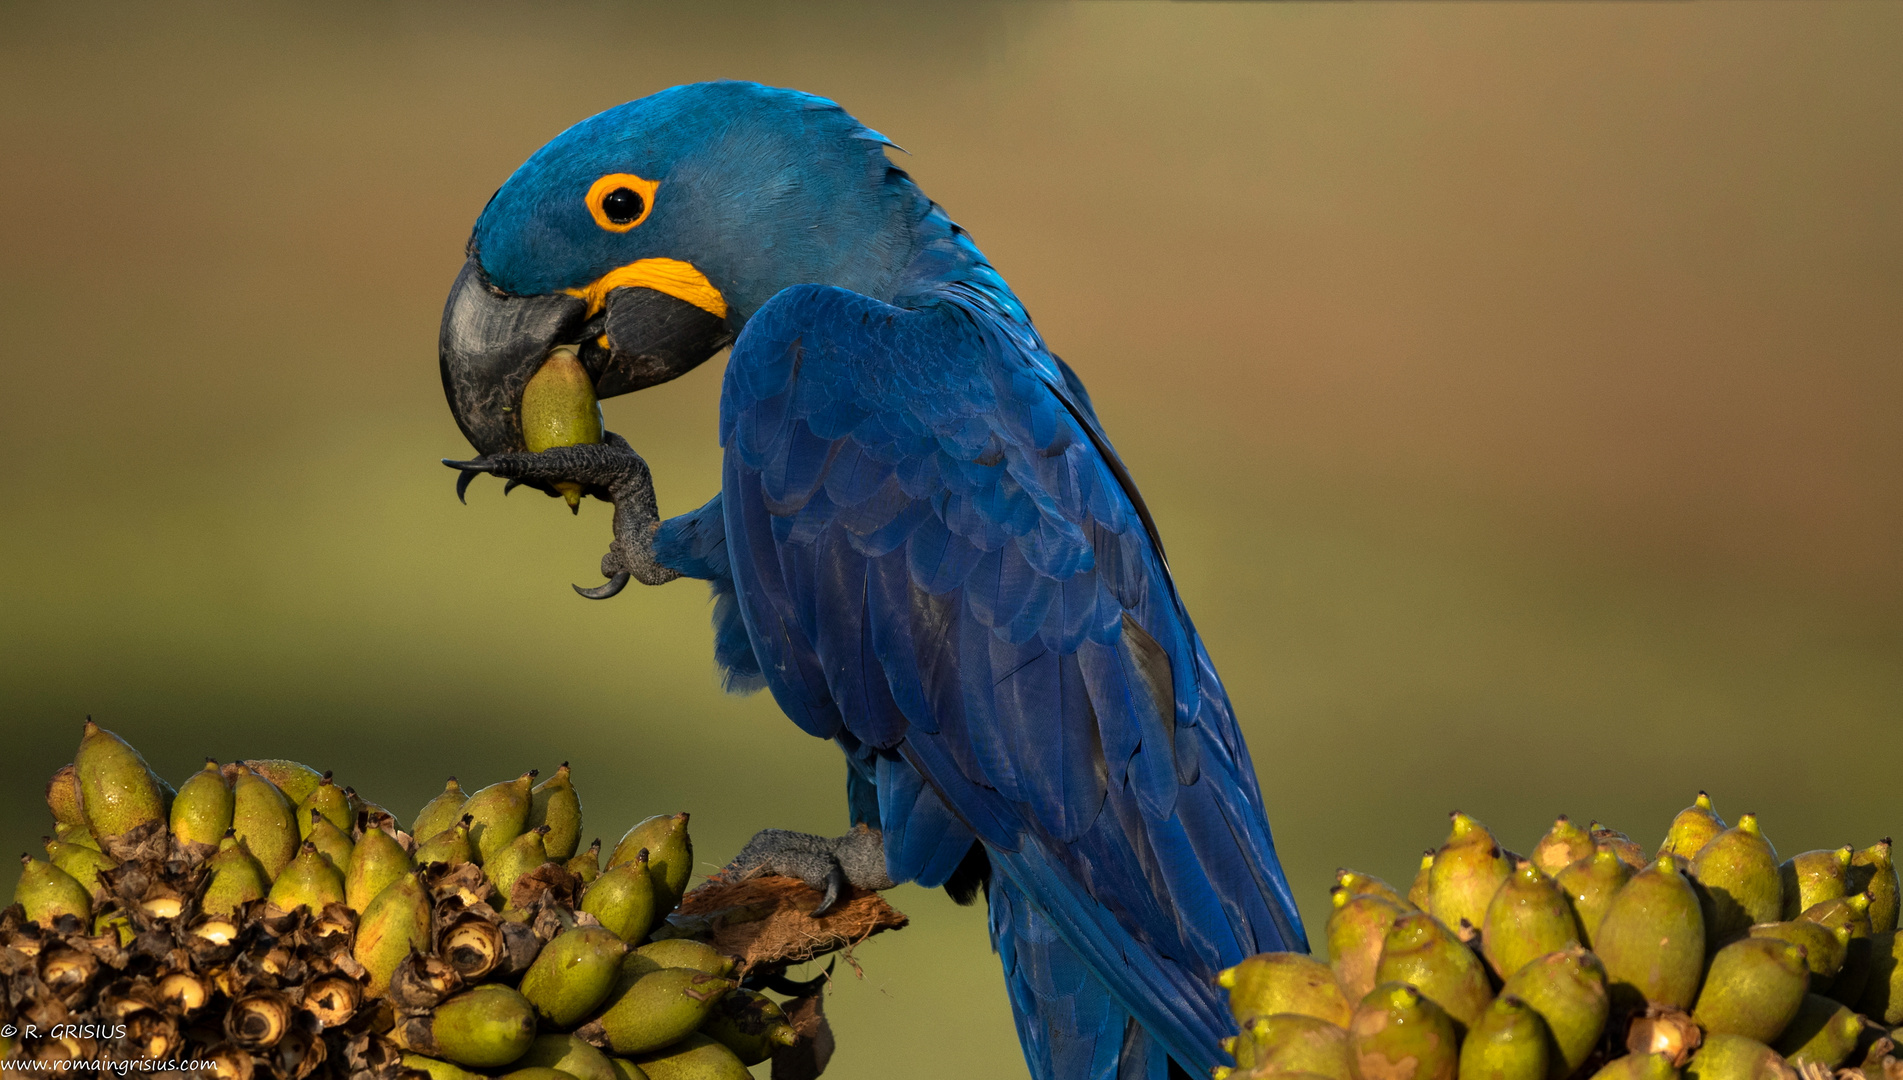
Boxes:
[2,2,1899,1076]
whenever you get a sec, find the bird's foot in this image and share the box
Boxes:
[725,823,894,917]
[443,431,680,597]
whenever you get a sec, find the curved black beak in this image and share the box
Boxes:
[439,255,737,457]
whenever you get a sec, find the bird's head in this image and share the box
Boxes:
[441,81,916,455]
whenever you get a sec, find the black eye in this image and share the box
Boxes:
[601,187,644,225]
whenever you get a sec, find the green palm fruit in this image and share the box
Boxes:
[1590,823,1648,869]
[499,1070,575,1080]
[1799,892,1872,937]
[1457,994,1550,1080]
[239,759,325,805]
[354,872,434,995]
[1375,911,1494,1032]
[521,347,605,510]
[699,989,797,1067]
[1769,993,1861,1069]
[1328,888,1406,1002]
[518,926,629,1027]
[608,1060,650,1080]
[610,813,693,912]
[1350,983,1458,1080]
[401,1054,488,1080]
[1690,814,1783,942]
[463,771,536,865]
[1683,1035,1792,1080]
[1500,946,1610,1079]
[1531,818,1596,879]
[1337,868,1411,908]
[1587,1053,1677,1080]
[1482,861,1580,982]
[1429,812,1513,935]
[74,719,168,856]
[413,778,469,844]
[514,1034,617,1080]
[1659,793,1728,861]
[488,825,552,900]
[1595,856,1706,1011]
[231,767,299,879]
[1691,938,1809,1044]
[1853,929,1900,1024]
[46,763,85,828]
[567,839,602,885]
[404,985,539,1068]
[415,816,476,866]
[632,939,737,979]
[1557,846,1634,949]
[267,841,347,912]
[14,855,91,927]
[583,853,658,943]
[1229,1014,1352,1080]
[345,823,413,912]
[1847,838,1897,935]
[202,832,269,914]
[296,775,354,838]
[1778,847,1852,920]
[1748,920,1849,985]
[580,967,736,1056]
[1798,893,1874,1006]
[1410,850,1435,909]
[305,810,355,873]
[1217,952,1353,1027]
[169,759,234,855]
[44,836,115,898]
[630,1034,750,1080]
[54,821,99,852]
[530,764,583,863]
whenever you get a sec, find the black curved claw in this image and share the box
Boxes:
[574,572,631,600]
[441,457,489,472]
[455,468,479,504]
[810,862,849,918]
[503,478,524,495]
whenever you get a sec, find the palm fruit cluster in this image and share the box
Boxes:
[1214,796,1903,1080]
[3,720,860,1080]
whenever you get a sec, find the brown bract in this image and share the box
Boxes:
[667,872,908,976]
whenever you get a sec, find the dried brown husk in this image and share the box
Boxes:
[385,951,463,1013]
[434,909,504,982]
[227,989,295,1049]
[300,972,363,1028]
[664,872,908,976]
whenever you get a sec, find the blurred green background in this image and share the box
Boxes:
[2,2,1899,1076]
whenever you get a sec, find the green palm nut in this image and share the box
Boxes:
[267,841,346,912]
[1349,983,1458,1080]
[1659,793,1728,862]
[1218,952,1353,1027]
[499,1070,577,1080]
[1799,894,1874,1006]
[47,763,85,828]
[1429,812,1513,935]
[610,813,693,912]
[1847,839,1897,935]
[1457,995,1550,1080]
[632,940,736,978]
[401,1054,489,1080]
[1748,921,1849,985]
[1853,929,1901,1024]
[1531,818,1596,879]
[170,759,234,854]
[202,832,269,915]
[530,764,583,863]
[44,836,115,899]
[1499,946,1609,1080]
[14,855,91,927]
[1769,994,1862,1069]
[630,1034,750,1080]
[1230,1014,1352,1080]
[1596,857,1707,1012]
[1683,1035,1793,1080]
[296,775,354,839]
[1375,911,1494,1032]
[1690,814,1783,942]
[699,989,797,1067]
[514,1034,617,1080]
[74,719,168,856]
[567,840,602,886]
[1329,889,1407,1003]
[607,1059,650,1080]
[1779,847,1852,920]
[578,967,736,1056]
[583,852,658,943]
[413,985,539,1068]
[519,926,629,1028]
[306,811,355,874]
[1586,1053,1677,1080]
[1691,938,1809,1044]
[1337,869,1411,909]
[231,767,300,880]
[354,872,433,995]
[1483,861,1579,982]
[488,825,553,900]
[463,771,536,865]
[1410,851,1435,910]
[55,822,100,852]
[240,759,325,805]
[416,816,476,867]
[345,824,413,912]
[1557,846,1633,950]
[412,778,469,845]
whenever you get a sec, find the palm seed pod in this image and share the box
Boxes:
[577,965,736,1056]
[1847,839,1897,935]
[609,813,693,914]
[1683,1035,1794,1080]
[45,763,85,829]
[237,760,325,806]
[1691,937,1809,1044]
[519,925,629,1028]
[1531,817,1596,878]
[630,939,734,978]
[1690,814,1783,942]
[170,759,235,858]
[305,811,354,874]
[1229,1013,1352,1080]
[628,1034,749,1080]
[1595,856,1706,1012]
[1589,823,1647,869]
[1456,993,1552,1080]
[461,772,536,865]
[1482,860,1579,982]
[1428,812,1512,934]
[396,984,538,1069]
[43,836,115,899]
[202,832,270,915]
[514,1034,617,1080]
[566,839,602,886]
[529,765,583,863]
[1769,993,1862,1069]
[1217,952,1352,1027]
[1748,920,1849,987]
[1499,946,1609,1080]
[486,825,552,900]
[583,851,659,943]
[1659,794,1727,862]
[14,855,90,928]
[1778,847,1852,920]
[1335,868,1410,908]
[1409,850,1435,909]
[231,768,299,880]
[411,779,468,846]
[295,775,353,839]
[1856,929,1901,1024]
[344,821,413,911]
[1375,911,1493,1032]
[1350,983,1458,1080]
[415,816,476,867]
[353,871,433,996]
[266,842,346,913]
[74,720,169,860]
[1327,889,1405,1003]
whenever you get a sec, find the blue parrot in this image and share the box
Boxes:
[440,81,1306,1080]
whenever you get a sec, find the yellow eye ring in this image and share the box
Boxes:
[586,173,659,232]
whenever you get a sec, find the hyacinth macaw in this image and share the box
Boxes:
[439,81,1305,1080]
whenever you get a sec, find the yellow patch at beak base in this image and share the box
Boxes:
[564,259,728,321]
